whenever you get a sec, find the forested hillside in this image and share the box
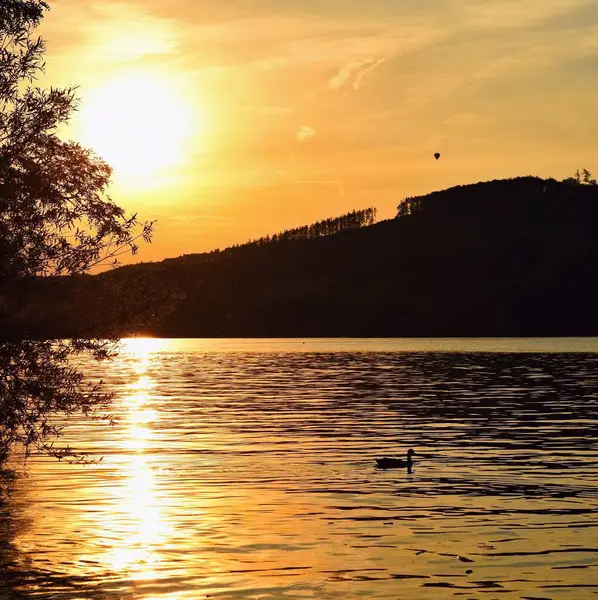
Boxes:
[9,176,598,338]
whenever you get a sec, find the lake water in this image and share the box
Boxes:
[1,338,598,599]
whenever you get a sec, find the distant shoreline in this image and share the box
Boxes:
[11,176,598,341]
[117,337,598,354]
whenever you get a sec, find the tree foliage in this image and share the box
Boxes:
[244,207,377,247]
[0,0,153,484]
[397,172,597,219]
[562,168,597,187]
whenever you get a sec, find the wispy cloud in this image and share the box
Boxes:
[330,57,386,91]
[43,1,182,63]
[330,57,387,91]
[296,126,315,142]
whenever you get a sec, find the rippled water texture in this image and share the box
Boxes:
[1,338,598,599]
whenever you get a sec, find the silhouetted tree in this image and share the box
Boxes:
[582,169,597,186]
[0,0,153,488]
[397,196,422,217]
[562,168,597,186]
[246,207,377,247]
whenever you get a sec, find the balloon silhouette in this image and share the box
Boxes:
[434,152,440,160]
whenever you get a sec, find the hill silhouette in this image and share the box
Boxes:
[8,175,598,338]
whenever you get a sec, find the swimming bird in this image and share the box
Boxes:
[376,449,415,469]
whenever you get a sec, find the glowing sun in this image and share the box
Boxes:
[79,73,194,179]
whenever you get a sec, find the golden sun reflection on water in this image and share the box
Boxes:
[106,338,170,582]
[123,338,167,372]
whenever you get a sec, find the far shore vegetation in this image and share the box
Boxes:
[9,170,598,344]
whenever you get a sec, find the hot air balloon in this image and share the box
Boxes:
[434,152,440,160]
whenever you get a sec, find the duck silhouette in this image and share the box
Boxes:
[376,449,415,470]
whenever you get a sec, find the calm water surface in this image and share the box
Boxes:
[1,338,598,599]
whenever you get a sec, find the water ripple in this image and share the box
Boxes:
[1,339,597,599]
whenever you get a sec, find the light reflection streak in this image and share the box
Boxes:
[106,338,170,582]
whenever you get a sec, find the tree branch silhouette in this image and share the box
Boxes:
[0,0,154,490]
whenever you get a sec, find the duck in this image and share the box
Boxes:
[376,449,415,470]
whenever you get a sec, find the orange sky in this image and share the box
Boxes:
[40,0,598,263]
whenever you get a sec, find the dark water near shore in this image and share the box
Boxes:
[1,338,598,599]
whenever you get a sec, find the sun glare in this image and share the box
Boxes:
[79,73,196,182]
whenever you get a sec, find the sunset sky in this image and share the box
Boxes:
[41,0,598,263]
